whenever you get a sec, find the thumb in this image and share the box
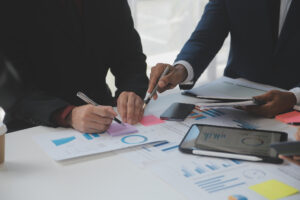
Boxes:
[158,72,174,88]
[253,92,273,104]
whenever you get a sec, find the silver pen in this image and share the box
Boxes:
[77,91,124,125]
[143,65,171,109]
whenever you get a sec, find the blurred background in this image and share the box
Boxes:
[107,0,230,94]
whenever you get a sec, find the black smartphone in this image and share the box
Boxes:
[160,103,195,121]
[179,124,288,164]
[270,141,300,156]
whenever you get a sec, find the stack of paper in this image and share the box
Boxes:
[182,92,261,107]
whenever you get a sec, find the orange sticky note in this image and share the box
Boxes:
[276,111,300,123]
[140,115,165,126]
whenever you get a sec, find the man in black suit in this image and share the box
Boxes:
[1,0,148,132]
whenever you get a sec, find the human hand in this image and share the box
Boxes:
[279,128,300,166]
[68,105,117,133]
[148,63,188,100]
[240,90,297,118]
[117,91,144,125]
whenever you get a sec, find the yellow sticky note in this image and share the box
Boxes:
[249,179,299,200]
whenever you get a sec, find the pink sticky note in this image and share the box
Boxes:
[276,111,300,123]
[107,123,138,136]
[140,115,165,126]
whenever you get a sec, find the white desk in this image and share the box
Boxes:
[1,81,300,200]
[0,90,193,200]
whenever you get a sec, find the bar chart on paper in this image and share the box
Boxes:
[195,175,246,193]
[34,124,175,161]
[178,159,243,179]
[52,136,76,146]
[188,107,225,120]
[146,154,249,199]
[82,133,100,140]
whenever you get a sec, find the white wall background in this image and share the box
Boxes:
[107,0,230,95]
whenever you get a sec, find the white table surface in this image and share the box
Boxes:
[1,80,299,200]
[0,89,194,200]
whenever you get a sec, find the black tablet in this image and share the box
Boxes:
[179,124,288,164]
[270,141,300,156]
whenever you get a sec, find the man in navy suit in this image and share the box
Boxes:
[148,0,299,117]
[1,0,148,132]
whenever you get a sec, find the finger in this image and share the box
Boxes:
[118,94,128,123]
[148,64,167,93]
[132,98,143,124]
[279,155,300,166]
[253,91,274,103]
[93,106,116,118]
[293,156,300,160]
[85,121,110,133]
[85,126,109,134]
[77,119,109,133]
[138,106,144,122]
[126,93,136,124]
[81,112,113,126]
[243,102,275,118]
[157,71,175,89]
[279,155,292,161]
[90,114,113,125]
[153,93,158,100]
[296,129,300,140]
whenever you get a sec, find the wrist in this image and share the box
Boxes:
[174,64,188,83]
[55,105,75,127]
[66,106,77,127]
[289,92,297,106]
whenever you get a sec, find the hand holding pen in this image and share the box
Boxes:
[77,92,123,125]
[146,64,188,107]
[66,92,121,133]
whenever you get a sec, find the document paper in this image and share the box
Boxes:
[34,121,173,161]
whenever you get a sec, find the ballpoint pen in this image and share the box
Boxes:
[76,91,124,125]
[143,65,171,109]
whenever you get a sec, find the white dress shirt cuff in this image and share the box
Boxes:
[289,87,300,104]
[173,60,194,84]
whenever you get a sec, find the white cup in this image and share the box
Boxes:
[0,122,6,164]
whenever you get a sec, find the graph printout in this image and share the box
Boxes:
[120,121,300,200]
[34,122,172,161]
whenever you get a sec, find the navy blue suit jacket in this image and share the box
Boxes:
[176,0,300,90]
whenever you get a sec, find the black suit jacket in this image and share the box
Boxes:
[176,0,300,90]
[1,0,148,129]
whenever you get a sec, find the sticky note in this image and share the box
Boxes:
[140,115,165,126]
[107,123,138,136]
[276,111,300,123]
[249,179,299,200]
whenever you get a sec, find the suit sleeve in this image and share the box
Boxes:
[109,0,149,99]
[0,0,73,128]
[10,90,70,127]
[175,0,230,89]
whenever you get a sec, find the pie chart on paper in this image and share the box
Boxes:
[228,194,248,200]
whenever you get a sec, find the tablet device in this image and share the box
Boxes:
[160,103,195,121]
[270,141,300,156]
[179,124,288,163]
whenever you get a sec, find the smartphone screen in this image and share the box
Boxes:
[160,103,195,121]
[180,124,287,158]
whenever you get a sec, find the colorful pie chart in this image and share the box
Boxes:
[228,194,248,200]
